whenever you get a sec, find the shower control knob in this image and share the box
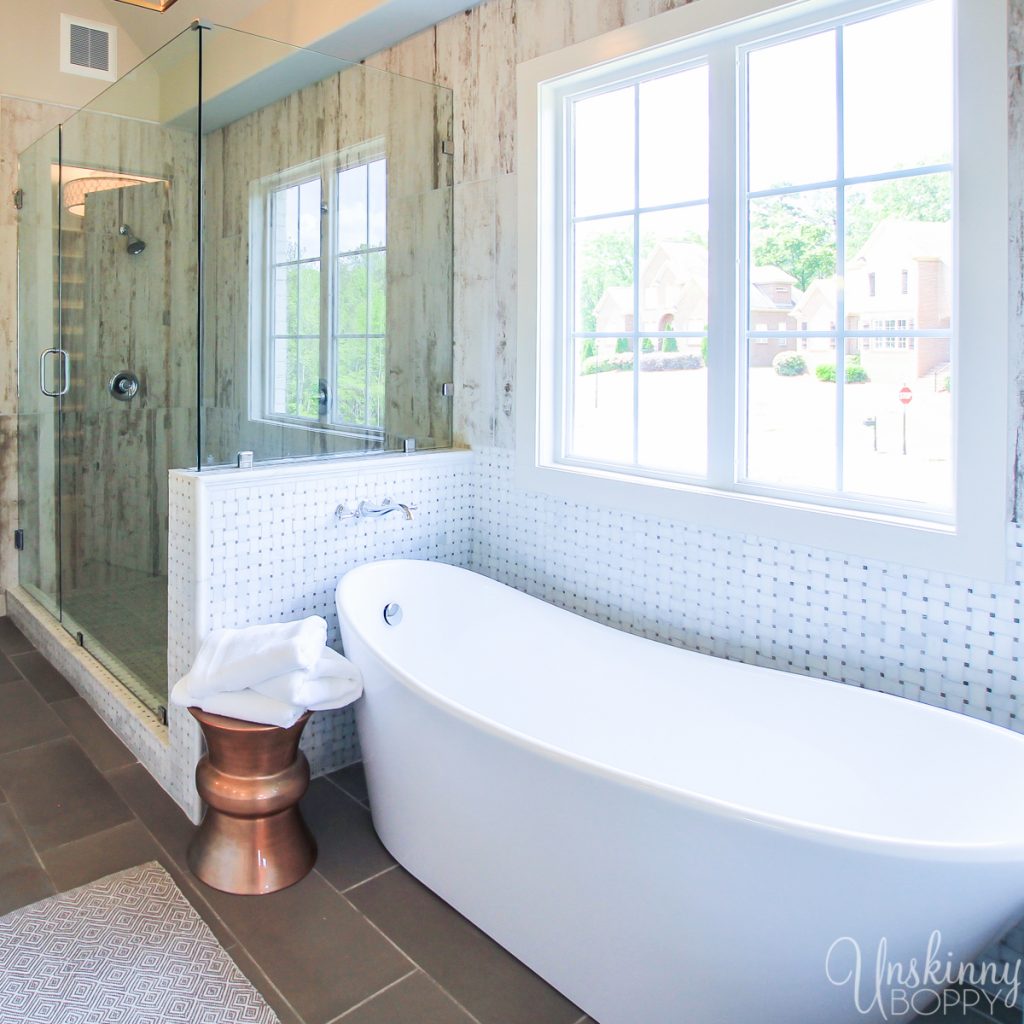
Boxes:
[108,370,140,402]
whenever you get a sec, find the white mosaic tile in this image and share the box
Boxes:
[471,446,1024,729]
[168,452,476,796]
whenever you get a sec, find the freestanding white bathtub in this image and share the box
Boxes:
[336,559,1024,1024]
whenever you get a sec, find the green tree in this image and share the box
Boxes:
[577,232,665,332]
[845,174,951,257]
[579,232,634,332]
[752,192,836,290]
[752,174,951,289]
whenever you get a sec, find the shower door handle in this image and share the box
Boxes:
[39,348,69,398]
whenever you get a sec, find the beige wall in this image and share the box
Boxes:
[0,0,481,110]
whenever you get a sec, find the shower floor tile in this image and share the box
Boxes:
[61,570,168,709]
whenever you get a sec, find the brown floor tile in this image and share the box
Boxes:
[227,945,305,1024]
[303,778,394,892]
[347,867,582,1024]
[11,650,76,702]
[0,680,69,755]
[37,814,238,949]
[0,653,22,685]
[0,803,55,916]
[51,697,136,772]
[0,737,133,852]
[106,761,195,867]
[327,761,370,807]
[199,870,412,1024]
[338,971,478,1024]
[40,818,164,892]
[0,619,34,656]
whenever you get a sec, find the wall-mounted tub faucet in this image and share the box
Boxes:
[336,498,417,522]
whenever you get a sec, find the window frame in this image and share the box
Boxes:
[516,0,1009,580]
[248,142,387,441]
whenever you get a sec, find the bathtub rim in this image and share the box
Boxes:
[337,559,1024,863]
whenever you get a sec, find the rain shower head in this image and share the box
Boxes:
[118,224,146,256]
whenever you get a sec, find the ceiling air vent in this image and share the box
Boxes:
[60,15,117,82]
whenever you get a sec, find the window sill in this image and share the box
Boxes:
[514,454,1008,582]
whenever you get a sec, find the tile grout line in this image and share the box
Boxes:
[2,788,57,898]
[330,882,487,1024]
[321,967,418,1023]
[91,793,311,1024]
[337,863,397,894]
[321,772,370,809]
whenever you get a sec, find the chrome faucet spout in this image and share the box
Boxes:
[335,498,417,522]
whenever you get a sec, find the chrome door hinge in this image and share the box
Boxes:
[441,382,454,397]
[441,138,454,157]
[13,529,24,550]
[12,189,23,210]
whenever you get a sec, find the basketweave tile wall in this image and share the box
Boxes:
[172,444,1024,800]
[167,452,476,822]
[473,447,1024,729]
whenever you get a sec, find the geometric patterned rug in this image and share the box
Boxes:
[0,862,279,1023]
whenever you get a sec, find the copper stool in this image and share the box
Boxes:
[187,708,317,895]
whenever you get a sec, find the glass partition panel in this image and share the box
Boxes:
[198,25,454,465]
[55,29,201,714]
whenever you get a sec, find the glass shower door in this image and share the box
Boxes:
[16,126,63,621]
[51,29,201,716]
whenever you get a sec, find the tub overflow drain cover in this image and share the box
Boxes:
[383,603,403,626]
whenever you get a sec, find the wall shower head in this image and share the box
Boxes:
[118,224,146,256]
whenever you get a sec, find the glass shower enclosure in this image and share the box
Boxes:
[16,25,454,718]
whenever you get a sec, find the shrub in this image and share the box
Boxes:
[773,352,807,377]
[663,337,679,353]
[639,352,703,372]
[701,335,708,366]
[581,353,634,375]
[816,361,870,383]
[615,337,631,354]
[580,338,597,361]
[642,337,655,354]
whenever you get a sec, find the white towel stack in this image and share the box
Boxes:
[169,616,363,728]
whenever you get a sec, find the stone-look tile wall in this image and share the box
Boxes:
[201,60,454,467]
[365,0,699,451]
[0,97,69,615]
[60,111,200,590]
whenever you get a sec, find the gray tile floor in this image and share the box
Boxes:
[0,617,587,1024]
[0,615,1016,1024]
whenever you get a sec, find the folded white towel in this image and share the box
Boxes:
[252,648,363,707]
[170,678,306,729]
[182,616,328,699]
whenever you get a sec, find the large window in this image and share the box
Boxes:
[253,148,387,435]
[519,0,1008,577]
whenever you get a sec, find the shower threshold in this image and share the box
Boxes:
[21,578,167,719]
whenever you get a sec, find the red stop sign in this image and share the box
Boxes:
[898,386,913,405]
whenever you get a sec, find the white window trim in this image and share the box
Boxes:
[248,141,387,440]
[516,0,1009,580]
